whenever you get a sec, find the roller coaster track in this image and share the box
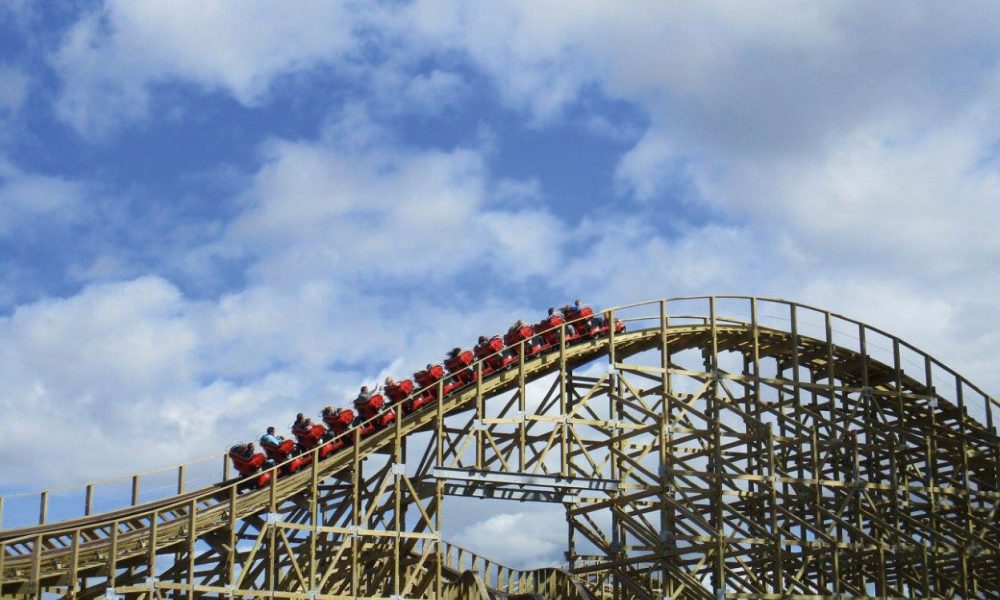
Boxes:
[0,296,998,599]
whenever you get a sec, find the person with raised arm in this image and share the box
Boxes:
[356,385,374,404]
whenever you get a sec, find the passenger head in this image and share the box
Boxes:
[385,376,394,385]
[361,385,369,393]
[322,405,332,414]
[296,412,304,421]
[575,299,582,307]
[267,426,275,435]
[548,307,555,315]
[247,442,255,452]
[478,335,487,343]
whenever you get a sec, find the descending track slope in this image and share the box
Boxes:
[1,296,998,600]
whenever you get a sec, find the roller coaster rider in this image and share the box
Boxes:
[383,377,396,403]
[228,302,627,488]
[260,426,284,447]
[233,442,255,460]
[356,385,375,405]
[546,307,576,335]
[571,299,604,326]
[291,412,313,435]
[322,405,350,431]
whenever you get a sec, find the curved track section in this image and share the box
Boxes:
[1,296,998,599]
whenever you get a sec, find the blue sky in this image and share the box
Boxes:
[1,1,998,565]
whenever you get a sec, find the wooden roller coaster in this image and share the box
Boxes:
[0,296,997,599]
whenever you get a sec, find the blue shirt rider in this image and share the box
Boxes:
[260,426,283,447]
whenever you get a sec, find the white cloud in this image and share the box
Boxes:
[0,275,358,489]
[0,277,198,482]
[0,272,539,492]
[0,159,86,236]
[232,138,486,281]
[224,112,567,285]
[695,115,1000,278]
[403,0,602,122]
[0,113,573,490]
[392,0,1000,394]
[614,132,680,202]
[554,219,761,305]
[15,279,194,406]
[52,0,372,137]
[452,508,567,568]
[403,70,466,114]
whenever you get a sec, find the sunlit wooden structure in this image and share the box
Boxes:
[1,296,997,599]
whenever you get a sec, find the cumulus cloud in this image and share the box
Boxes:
[0,274,538,492]
[0,277,328,489]
[390,0,1000,389]
[696,115,1000,278]
[52,0,373,137]
[0,277,199,483]
[614,132,682,202]
[224,111,567,285]
[0,111,570,490]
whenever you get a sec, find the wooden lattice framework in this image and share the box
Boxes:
[0,296,997,599]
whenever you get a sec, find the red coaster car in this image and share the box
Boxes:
[228,444,273,488]
[566,306,627,338]
[294,423,338,459]
[412,364,447,411]
[474,336,515,374]
[322,408,354,451]
[354,392,396,436]
[415,364,445,388]
[536,315,580,347]
[565,306,602,338]
[385,379,415,407]
[612,317,626,334]
[260,438,309,474]
[323,407,355,435]
[504,324,546,357]
[444,349,476,385]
